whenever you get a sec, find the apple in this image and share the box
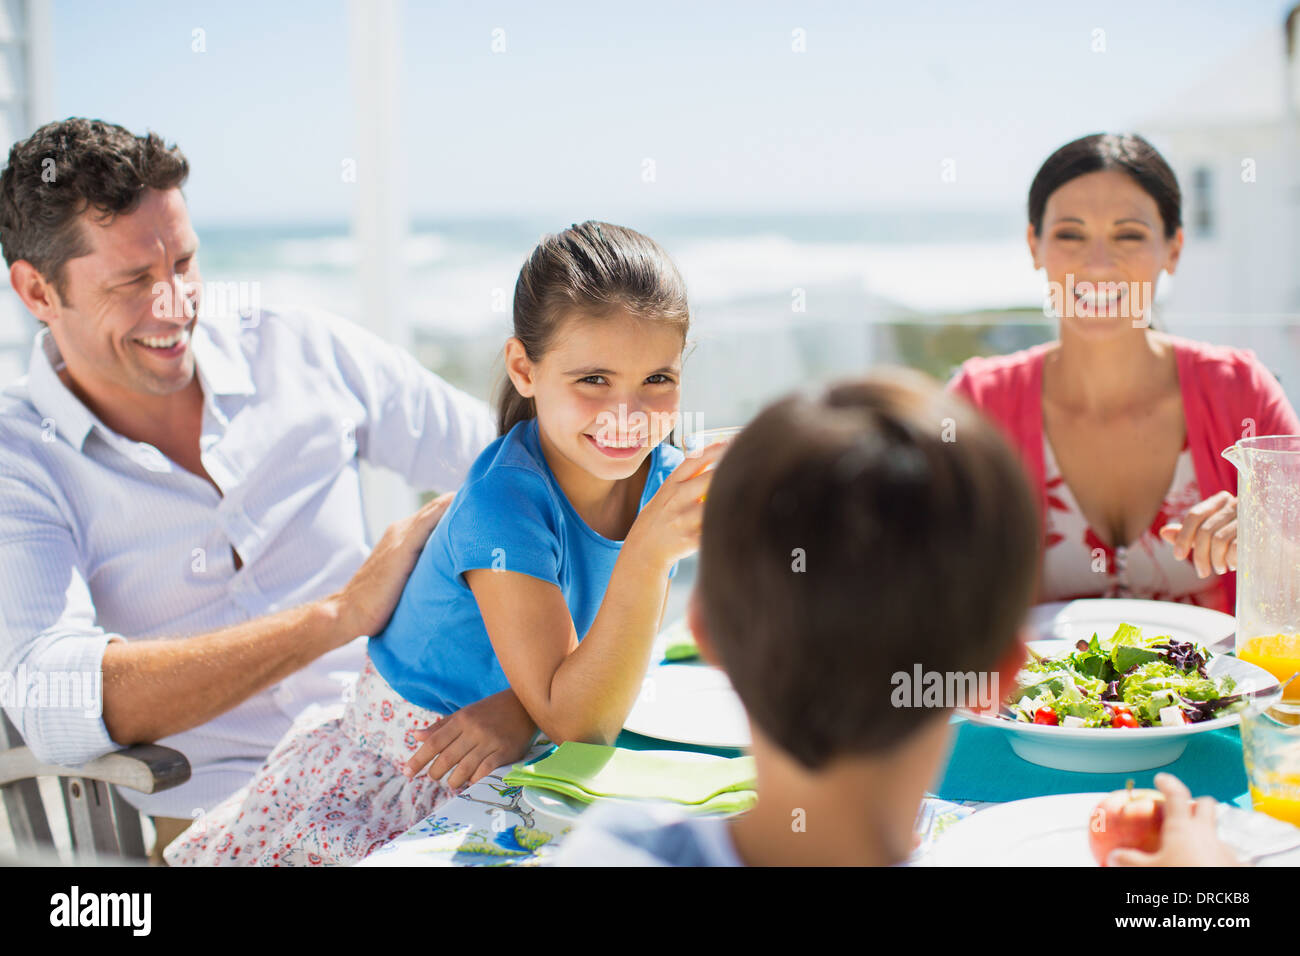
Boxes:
[1087,781,1166,866]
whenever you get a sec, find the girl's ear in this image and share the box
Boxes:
[503,337,536,398]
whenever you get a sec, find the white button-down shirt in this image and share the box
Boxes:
[0,306,496,817]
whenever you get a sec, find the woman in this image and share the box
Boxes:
[949,133,1300,613]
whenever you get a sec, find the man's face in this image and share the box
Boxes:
[51,187,202,399]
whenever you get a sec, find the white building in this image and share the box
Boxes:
[1140,6,1300,396]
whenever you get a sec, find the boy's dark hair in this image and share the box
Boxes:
[0,117,189,301]
[697,368,1039,770]
[496,220,690,436]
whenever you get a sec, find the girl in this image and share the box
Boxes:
[166,221,720,865]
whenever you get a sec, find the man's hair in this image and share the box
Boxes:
[696,368,1040,770]
[0,117,189,301]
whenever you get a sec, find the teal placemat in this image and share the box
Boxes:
[615,729,745,759]
[934,719,1249,804]
[523,730,744,766]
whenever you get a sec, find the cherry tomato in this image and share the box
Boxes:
[1033,707,1058,725]
[1111,711,1139,729]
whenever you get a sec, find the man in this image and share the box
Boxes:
[0,118,497,861]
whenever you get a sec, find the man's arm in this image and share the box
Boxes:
[312,309,497,492]
[2,463,454,758]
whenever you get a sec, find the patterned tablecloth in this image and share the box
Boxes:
[355,740,987,867]
[356,742,571,867]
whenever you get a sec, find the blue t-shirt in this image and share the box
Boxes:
[368,416,684,714]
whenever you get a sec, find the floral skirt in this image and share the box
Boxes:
[164,653,453,866]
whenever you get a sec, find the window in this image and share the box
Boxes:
[1193,166,1215,237]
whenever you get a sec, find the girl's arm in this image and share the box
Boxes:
[401,445,720,782]
[472,446,719,745]
[465,542,671,746]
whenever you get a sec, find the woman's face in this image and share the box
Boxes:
[506,309,683,484]
[1028,168,1183,339]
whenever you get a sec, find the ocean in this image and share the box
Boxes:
[3,209,1296,432]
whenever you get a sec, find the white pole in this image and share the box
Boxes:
[0,0,54,377]
[347,0,417,538]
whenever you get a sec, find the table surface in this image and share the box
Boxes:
[357,615,1273,868]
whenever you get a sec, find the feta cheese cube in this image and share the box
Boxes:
[1159,705,1184,727]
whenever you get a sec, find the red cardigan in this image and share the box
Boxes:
[947,335,1300,610]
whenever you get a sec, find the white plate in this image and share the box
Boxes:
[621,620,751,749]
[964,638,1280,772]
[518,751,744,821]
[923,792,1300,866]
[1028,599,1235,653]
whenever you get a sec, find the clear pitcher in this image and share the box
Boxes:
[1223,435,1300,700]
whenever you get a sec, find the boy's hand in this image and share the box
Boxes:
[1108,773,1245,867]
[401,688,537,790]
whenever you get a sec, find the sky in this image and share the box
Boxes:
[48,0,1297,226]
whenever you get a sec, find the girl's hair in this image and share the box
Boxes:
[496,221,690,436]
[1028,133,1182,239]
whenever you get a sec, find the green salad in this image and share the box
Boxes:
[1007,623,1247,728]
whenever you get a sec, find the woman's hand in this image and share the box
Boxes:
[626,441,727,569]
[1158,491,1237,578]
[1108,773,1244,867]
[400,688,537,790]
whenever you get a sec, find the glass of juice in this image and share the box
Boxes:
[1237,634,1300,702]
[1241,679,1300,827]
[682,426,743,457]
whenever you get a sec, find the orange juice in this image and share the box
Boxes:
[1249,785,1300,826]
[1237,634,1300,700]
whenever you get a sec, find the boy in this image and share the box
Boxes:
[555,369,1240,866]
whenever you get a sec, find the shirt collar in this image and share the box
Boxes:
[27,329,97,450]
[191,318,255,398]
[25,319,255,452]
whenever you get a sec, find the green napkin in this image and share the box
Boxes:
[664,634,699,661]
[503,742,757,813]
[659,617,699,661]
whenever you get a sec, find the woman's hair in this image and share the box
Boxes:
[1028,133,1182,239]
[495,221,691,436]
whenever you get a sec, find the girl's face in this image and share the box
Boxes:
[505,309,683,483]
[1027,168,1183,339]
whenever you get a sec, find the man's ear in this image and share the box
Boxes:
[686,589,720,667]
[10,260,61,323]
[503,337,536,398]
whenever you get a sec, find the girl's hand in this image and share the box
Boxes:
[1108,773,1244,867]
[400,689,537,790]
[627,441,728,569]
[1158,491,1237,578]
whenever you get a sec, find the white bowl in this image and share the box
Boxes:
[963,639,1280,772]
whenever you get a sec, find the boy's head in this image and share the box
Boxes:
[692,368,1039,770]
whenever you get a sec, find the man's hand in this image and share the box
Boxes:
[401,688,537,790]
[326,492,455,644]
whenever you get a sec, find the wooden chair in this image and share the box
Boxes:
[0,710,190,863]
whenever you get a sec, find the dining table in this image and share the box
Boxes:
[356,607,1268,868]
[356,718,1262,868]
